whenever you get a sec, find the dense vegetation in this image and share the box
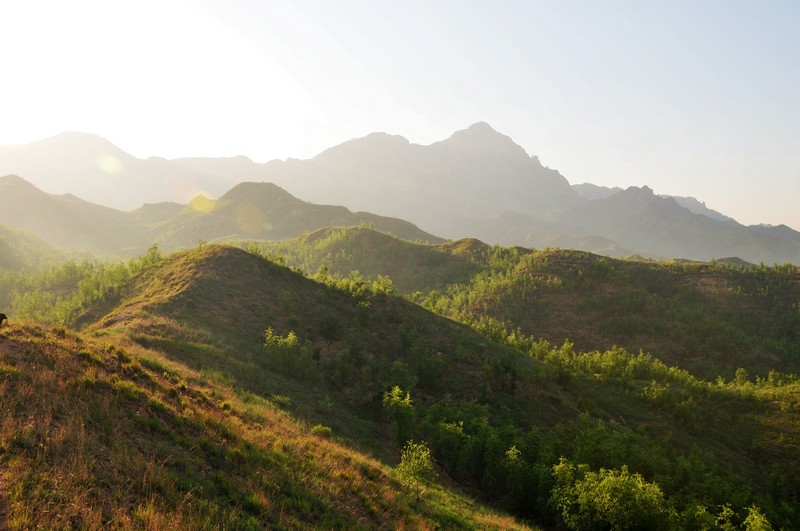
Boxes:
[0,323,523,529]
[3,242,797,529]
[255,228,800,380]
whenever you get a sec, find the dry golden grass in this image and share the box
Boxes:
[0,322,531,530]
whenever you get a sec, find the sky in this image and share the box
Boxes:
[1,0,799,229]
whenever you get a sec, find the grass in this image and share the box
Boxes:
[0,321,531,529]
[4,242,798,527]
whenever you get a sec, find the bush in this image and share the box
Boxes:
[551,458,672,530]
[397,440,437,502]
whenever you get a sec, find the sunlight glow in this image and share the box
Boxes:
[189,194,216,213]
[94,154,124,175]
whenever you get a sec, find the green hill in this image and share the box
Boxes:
[256,226,481,293]
[20,244,790,529]
[256,228,800,380]
[0,321,527,529]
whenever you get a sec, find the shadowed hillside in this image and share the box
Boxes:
[251,228,800,380]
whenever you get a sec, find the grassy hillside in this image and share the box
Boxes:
[0,322,527,529]
[255,227,800,380]
[255,227,482,293]
[421,247,800,380]
[29,244,792,529]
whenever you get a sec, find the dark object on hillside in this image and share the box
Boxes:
[0,313,7,326]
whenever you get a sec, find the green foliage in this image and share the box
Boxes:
[263,328,320,383]
[310,424,333,438]
[382,385,415,445]
[551,458,671,530]
[32,244,797,529]
[397,440,437,502]
[2,244,162,326]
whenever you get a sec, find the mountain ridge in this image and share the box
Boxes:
[0,175,441,255]
[2,125,799,263]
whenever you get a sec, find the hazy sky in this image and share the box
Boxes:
[2,0,799,228]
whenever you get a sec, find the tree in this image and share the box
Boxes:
[397,440,437,502]
[382,385,415,445]
[551,458,671,530]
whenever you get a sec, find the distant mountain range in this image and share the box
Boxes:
[2,124,800,263]
[0,175,439,256]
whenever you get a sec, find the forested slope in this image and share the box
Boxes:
[3,244,796,528]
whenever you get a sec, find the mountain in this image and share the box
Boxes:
[0,174,148,255]
[662,195,739,225]
[259,125,800,263]
[0,176,439,256]
[571,183,623,200]
[558,186,800,263]
[0,132,250,211]
[5,126,800,264]
[150,182,442,249]
[263,122,578,238]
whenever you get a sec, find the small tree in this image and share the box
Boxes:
[382,385,415,444]
[397,440,437,502]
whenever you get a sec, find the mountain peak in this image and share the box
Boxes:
[440,122,530,158]
[465,121,497,133]
[26,131,130,159]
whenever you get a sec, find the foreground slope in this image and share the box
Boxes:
[64,245,800,528]
[0,322,527,529]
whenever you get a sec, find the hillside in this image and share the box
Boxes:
[253,227,800,381]
[257,227,481,293]
[20,244,789,528]
[0,322,527,529]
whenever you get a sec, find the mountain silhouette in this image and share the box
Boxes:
[3,125,800,263]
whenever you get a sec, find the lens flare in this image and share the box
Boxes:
[234,203,266,235]
[95,154,124,175]
[189,194,216,213]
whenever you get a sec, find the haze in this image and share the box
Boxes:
[2,0,799,229]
